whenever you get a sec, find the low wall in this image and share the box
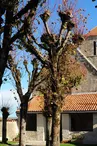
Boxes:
[0,119,19,141]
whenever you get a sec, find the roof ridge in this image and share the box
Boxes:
[71,92,97,95]
[85,26,97,36]
[87,26,97,33]
[77,48,97,73]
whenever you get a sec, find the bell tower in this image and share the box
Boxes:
[80,26,97,68]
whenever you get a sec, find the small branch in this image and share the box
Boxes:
[57,24,64,46]
[6,64,11,70]
[13,0,40,22]
[10,10,33,45]
[8,55,23,101]
[0,26,4,34]
[21,40,49,65]
[10,27,25,45]
[62,31,71,48]
[57,30,71,53]
[44,22,51,35]
[28,67,38,92]
[23,62,31,83]
[30,35,50,51]
[56,31,71,73]
[24,67,45,102]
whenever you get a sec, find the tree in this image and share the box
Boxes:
[39,47,86,146]
[8,50,47,146]
[1,107,9,143]
[0,96,16,144]
[19,0,87,146]
[0,0,45,87]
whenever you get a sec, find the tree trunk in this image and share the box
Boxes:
[46,117,52,146]
[2,117,7,143]
[51,108,60,146]
[2,109,9,143]
[19,102,28,146]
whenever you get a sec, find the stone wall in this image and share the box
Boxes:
[72,70,97,93]
[80,36,97,68]
[72,36,97,93]
[62,113,97,144]
[0,119,19,141]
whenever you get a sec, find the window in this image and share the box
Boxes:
[93,41,97,55]
[70,113,93,131]
[26,114,37,131]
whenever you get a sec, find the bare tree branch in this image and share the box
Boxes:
[21,40,49,65]
[23,60,31,83]
[57,25,64,46]
[44,22,51,35]
[57,30,71,54]
[0,26,4,34]
[13,0,40,22]
[8,55,23,101]
[30,35,50,51]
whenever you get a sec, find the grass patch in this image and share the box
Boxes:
[0,141,18,146]
[60,143,97,146]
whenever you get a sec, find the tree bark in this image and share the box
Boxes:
[19,102,28,146]
[46,117,52,146]
[2,117,7,143]
[2,109,9,143]
[0,9,13,86]
[51,108,60,146]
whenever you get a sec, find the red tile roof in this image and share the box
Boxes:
[28,93,97,112]
[28,96,44,112]
[63,93,97,111]
[85,26,97,37]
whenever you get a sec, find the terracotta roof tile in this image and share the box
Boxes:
[85,26,97,37]
[63,93,97,111]
[28,96,44,112]
[28,93,97,112]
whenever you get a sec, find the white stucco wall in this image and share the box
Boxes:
[62,113,97,144]
[0,120,19,141]
[62,114,72,140]
[23,113,46,146]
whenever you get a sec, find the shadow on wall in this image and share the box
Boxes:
[70,127,97,145]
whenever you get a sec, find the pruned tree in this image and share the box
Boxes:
[0,96,16,144]
[18,0,88,146]
[39,46,86,146]
[1,107,9,144]
[0,0,45,87]
[7,50,48,146]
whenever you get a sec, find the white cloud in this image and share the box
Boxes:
[0,90,20,118]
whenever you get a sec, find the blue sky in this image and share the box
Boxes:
[0,0,97,118]
[77,0,97,30]
[49,0,97,31]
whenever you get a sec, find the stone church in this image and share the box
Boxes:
[72,26,97,93]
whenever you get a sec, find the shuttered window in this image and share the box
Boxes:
[26,114,37,131]
[70,113,93,131]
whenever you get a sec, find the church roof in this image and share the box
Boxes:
[85,26,97,37]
